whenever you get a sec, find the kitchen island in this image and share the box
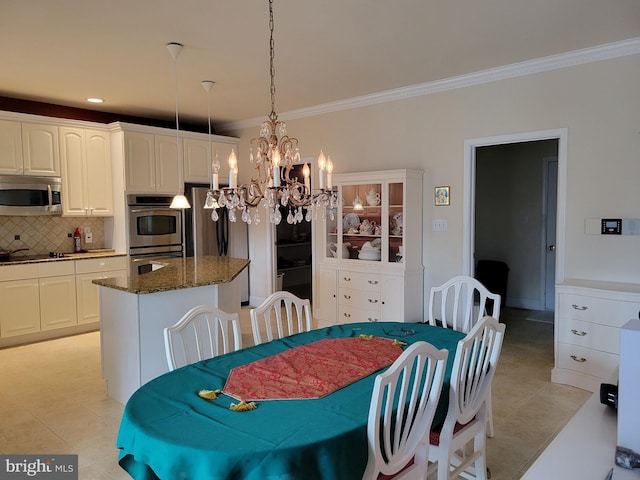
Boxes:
[94,255,250,405]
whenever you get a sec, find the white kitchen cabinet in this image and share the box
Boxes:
[38,261,76,331]
[75,257,127,325]
[0,264,40,338]
[0,120,24,175]
[21,122,60,176]
[60,127,113,216]
[552,281,640,392]
[183,138,238,184]
[315,169,424,325]
[124,132,182,193]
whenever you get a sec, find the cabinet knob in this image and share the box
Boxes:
[571,304,588,311]
[571,329,587,336]
[570,355,587,363]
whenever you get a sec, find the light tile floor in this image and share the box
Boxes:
[0,307,589,479]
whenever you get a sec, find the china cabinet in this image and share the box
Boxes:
[553,280,640,392]
[315,169,423,326]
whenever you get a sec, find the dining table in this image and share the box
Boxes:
[116,321,466,480]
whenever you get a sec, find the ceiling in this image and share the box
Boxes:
[2,0,639,131]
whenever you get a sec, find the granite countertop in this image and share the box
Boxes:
[0,250,126,265]
[93,256,250,295]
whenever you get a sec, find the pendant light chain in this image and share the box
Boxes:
[269,0,277,122]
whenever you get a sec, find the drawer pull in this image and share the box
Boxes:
[343,294,351,299]
[570,355,587,363]
[368,280,379,285]
[368,318,379,322]
[571,304,588,311]
[343,312,351,318]
[571,329,587,336]
[343,277,351,282]
[368,299,379,304]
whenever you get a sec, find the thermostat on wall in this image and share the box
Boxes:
[601,218,622,235]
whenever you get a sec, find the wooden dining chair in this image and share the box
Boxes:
[250,291,312,345]
[164,305,242,371]
[427,275,501,437]
[362,341,448,480]
[427,316,506,480]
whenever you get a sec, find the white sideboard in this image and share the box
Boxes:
[553,280,640,392]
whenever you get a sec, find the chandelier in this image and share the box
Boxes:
[204,0,337,225]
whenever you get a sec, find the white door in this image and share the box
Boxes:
[544,158,558,311]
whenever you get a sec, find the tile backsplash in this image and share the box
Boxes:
[0,216,105,256]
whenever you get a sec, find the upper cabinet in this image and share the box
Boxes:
[124,132,182,193]
[321,169,422,267]
[183,137,238,184]
[21,122,61,176]
[0,120,60,176]
[60,127,113,216]
[0,120,24,175]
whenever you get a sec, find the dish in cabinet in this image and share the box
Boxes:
[342,213,361,231]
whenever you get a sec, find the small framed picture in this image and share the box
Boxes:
[435,186,450,206]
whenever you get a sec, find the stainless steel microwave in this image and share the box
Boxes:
[0,175,62,215]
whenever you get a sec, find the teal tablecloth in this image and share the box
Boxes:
[117,322,465,480]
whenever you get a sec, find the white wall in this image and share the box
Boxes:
[234,54,640,309]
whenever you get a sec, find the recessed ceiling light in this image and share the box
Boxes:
[86,97,104,104]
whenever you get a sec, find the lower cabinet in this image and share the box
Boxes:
[0,256,127,342]
[316,265,423,328]
[0,277,40,337]
[76,257,127,325]
[553,281,640,392]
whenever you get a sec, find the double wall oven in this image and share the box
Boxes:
[127,194,183,275]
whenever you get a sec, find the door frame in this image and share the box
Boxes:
[462,129,568,289]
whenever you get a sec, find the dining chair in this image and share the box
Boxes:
[250,291,312,345]
[164,305,243,371]
[427,275,501,437]
[362,341,448,480]
[427,316,506,480]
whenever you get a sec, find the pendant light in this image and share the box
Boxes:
[167,42,191,210]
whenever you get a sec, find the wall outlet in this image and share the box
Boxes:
[85,232,93,244]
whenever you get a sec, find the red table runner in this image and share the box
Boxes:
[223,337,403,401]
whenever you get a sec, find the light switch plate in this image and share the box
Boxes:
[85,232,93,244]
[433,219,448,231]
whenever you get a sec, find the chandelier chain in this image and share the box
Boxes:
[269,0,277,121]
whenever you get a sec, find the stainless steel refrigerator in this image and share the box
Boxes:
[184,184,250,304]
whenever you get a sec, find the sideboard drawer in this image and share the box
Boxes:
[558,318,620,354]
[338,270,381,292]
[338,305,380,324]
[558,293,640,328]
[339,287,382,309]
[557,343,618,380]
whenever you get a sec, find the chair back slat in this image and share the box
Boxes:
[164,305,243,371]
[250,291,312,345]
[363,341,448,480]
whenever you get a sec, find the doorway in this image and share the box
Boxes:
[463,129,568,312]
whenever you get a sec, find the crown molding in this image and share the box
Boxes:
[219,37,640,133]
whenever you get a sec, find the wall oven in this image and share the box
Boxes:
[0,175,62,215]
[127,194,183,257]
